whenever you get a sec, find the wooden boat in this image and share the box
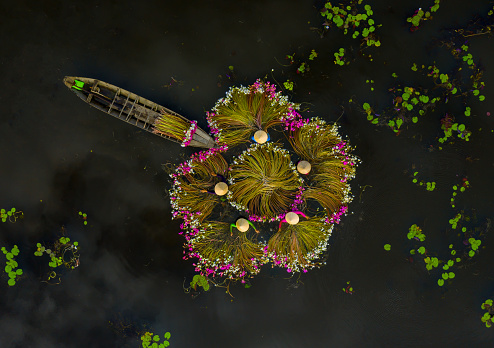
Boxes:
[63,76,216,148]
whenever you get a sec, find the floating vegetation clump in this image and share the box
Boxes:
[141,331,171,348]
[34,228,80,284]
[320,0,381,48]
[405,205,488,288]
[407,0,441,31]
[2,245,22,286]
[481,299,494,328]
[1,207,23,223]
[170,80,358,281]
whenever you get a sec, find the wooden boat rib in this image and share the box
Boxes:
[63,76,216,148]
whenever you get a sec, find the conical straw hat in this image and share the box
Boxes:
[214,182,228,196]
[236,218,250,232]
[253,130,268,144]
[285,212,300,225]
[297,160,311,174]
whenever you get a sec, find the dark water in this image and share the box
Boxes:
[1,0,494,347]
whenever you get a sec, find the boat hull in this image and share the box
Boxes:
[63,76,216,148]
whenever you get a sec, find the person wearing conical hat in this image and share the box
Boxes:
[278,211,309,231]
[251,130,270,144]
[200,174,229,195]
[230,218,259,235]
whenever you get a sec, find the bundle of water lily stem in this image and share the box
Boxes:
[168,79,358,281]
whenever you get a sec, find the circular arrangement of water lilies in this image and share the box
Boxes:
[169,80,358,280]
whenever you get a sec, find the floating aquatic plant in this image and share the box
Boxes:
[190,274,210,291]
[320,0,381,48]
[78,211,88,225]
[34,228,80,283]
[206,81,292,146]
[2,245,22,286]
[450,178,470,208]
[1,207,23,223]
[481,299,494,328]
[407,0,440,31]
[343,280,354,294]
[141,331,171,348]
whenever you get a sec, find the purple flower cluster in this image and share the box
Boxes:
[248,212,285,223]
[251,79,277,99]
[282,106,309,131]
[326,205,348,224]
[290,186,306,210]
[181,121,198,147]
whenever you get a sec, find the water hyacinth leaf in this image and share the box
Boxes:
[153,335,160,342]
[442,273,449,280]
[384,244,391,251]
[448,272,455,279]
[438,279,444,286]
[8,279,15,286]
[5,265,12,272]
[164,332,171,340]
[479,95,485,101]
[469,250,475,257]
[15,269,23,275]
[418,246,425,254]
